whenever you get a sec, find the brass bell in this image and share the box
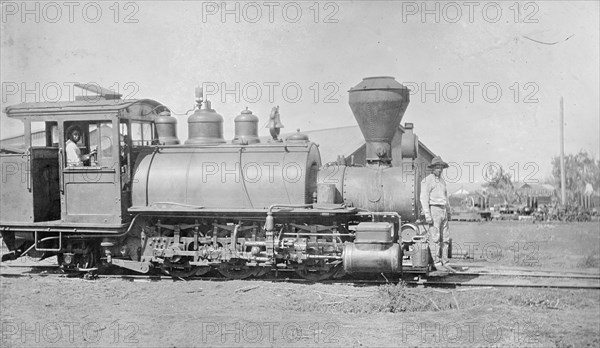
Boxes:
[266,105,284,128]
[266,106,284,140]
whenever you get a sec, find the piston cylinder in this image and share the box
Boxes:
[343,222,402,273]
[343,243,402,273]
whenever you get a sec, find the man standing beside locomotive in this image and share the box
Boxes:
[420,156,455,272]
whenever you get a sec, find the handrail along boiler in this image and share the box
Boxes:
[0,77,434,279]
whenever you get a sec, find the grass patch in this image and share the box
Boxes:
[284,283,600,314]
[577,254,600,268]
[450,221,600,270]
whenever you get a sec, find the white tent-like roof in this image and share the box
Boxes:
[584,183,594,196]
[452,188,469,196]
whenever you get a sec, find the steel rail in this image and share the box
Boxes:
[3,262,600,280]
[2,266,600,289]
[455,271,600,279]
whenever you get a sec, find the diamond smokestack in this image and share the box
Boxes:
[348,76,410,165]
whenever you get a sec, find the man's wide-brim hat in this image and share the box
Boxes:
[428,156,449,169]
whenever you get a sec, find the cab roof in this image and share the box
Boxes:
[4,98,166,118]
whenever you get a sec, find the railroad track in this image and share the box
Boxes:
[2,263,600,290]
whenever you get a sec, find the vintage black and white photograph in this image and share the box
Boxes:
[1,1,599,347]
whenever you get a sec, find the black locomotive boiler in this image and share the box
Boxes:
[0,77,432,280]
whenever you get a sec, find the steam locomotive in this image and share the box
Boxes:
[0,77,433,280]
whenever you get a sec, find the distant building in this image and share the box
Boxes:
[446,181,558,209]
[1,130,45,152]
[515,182,556,205]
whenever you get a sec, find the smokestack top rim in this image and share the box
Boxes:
[348,76,409,93]
[363,76,394,80]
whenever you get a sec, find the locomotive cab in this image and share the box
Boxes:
[1,85,168,264]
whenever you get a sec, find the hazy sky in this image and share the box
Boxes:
[1,1,598,183]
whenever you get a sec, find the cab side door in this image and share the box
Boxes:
[61,119,123,225]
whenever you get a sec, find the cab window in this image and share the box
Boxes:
[89,122,114,166]
[63,121,115,168]
[131,121,154,146]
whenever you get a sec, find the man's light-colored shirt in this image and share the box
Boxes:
[65,139,83,166]
[420,173,449,218]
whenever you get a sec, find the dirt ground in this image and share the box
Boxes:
[448,221,600,271]
[1,221,599,348]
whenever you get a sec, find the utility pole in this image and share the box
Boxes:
[560,97,566,205]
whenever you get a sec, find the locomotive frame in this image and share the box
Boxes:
[1,78,436,280]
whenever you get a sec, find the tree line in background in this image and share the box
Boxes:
[550,150,600,204]
[482,150,599,209]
